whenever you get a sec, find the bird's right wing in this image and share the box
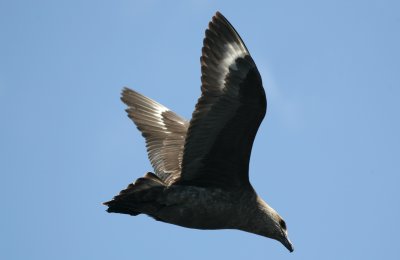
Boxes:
[180,12,266,189]
[121,88,189,185]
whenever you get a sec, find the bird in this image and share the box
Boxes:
[104,11,293,252]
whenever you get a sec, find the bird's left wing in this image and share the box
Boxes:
[121,88,189,185]
[180,12,266,189]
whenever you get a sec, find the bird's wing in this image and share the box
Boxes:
[180,12,266,189]
[121,88,189,185]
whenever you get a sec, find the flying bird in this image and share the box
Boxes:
[104,12,293,252]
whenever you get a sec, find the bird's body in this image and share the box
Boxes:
[135,184,246,230]
[104,12,293,252]
[108,173,281,237]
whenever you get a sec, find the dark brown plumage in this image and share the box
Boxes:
[104,12,293,252]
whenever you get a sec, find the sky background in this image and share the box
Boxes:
[1,0,400,259]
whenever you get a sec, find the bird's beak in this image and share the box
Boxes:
[281,236,294,252]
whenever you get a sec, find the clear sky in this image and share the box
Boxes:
[1,1,400,259]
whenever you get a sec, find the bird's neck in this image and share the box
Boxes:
[236,195,279,238]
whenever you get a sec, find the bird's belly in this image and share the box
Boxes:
[155,186,240,230]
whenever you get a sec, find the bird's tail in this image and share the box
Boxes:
[103,172,166,216]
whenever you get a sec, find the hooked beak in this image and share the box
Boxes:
[281,236,294,252]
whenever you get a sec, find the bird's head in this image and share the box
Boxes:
[273,215,294,252]
[253,197,294,252]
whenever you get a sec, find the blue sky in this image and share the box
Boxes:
[1,0,400,259]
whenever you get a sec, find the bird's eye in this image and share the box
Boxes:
[279,219,287,230]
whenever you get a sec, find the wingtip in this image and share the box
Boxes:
[212,11,230,26]
[121,87,133,97]
[214,11,224,19]
[212,11,224,25]
[121,87,129,101]
[207,11,249,55]
[121,87,140,106]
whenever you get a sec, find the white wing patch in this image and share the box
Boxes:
[152,106,168,129]
[218,42,247,89]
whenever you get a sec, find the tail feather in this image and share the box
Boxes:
[104,172,166,216]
